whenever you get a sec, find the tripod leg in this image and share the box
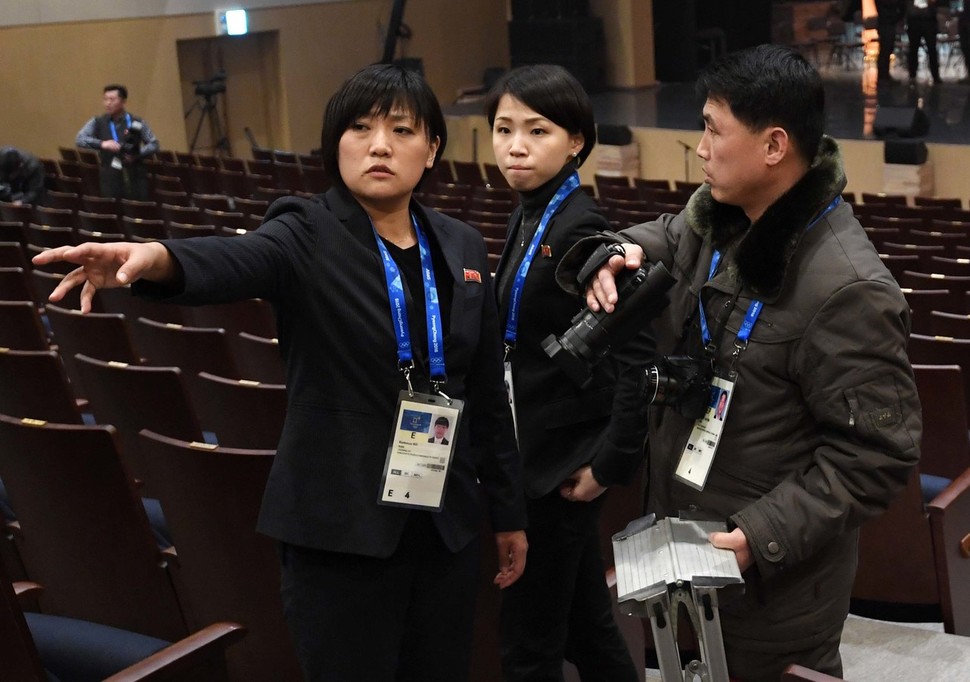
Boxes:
[199,100,231,156]
[210,106,231,156]
[189,104,208,153]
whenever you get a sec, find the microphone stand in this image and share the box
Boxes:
[677,140,692,183]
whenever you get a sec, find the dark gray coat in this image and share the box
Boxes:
[559,136,920,661]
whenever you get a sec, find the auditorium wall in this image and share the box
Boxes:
[2,0,966,203]
[0,0,509,159]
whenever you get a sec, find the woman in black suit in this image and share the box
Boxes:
[34,64,527,682]
[487,65,650,681]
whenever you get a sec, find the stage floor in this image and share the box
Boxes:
[446,53,970,146]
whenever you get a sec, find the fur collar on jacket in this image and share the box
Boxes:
[683,135,847,298]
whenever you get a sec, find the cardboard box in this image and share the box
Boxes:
[882,161,934,197]
[596,143,639,177]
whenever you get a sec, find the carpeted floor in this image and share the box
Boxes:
[642,615,970,681]
[840,615,970,680]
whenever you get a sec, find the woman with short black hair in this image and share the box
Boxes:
[36,62,528,681]
[487,64,650,680]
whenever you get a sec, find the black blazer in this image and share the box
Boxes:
[495,187,652,498]
[137,187,526,557]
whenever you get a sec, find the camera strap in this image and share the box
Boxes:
[699,251,757,353]
[503,171,580,351]
[372,213,448,397]
[108,114,133,143]
[699,194,841,359]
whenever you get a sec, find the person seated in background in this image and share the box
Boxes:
[0,146,46,206]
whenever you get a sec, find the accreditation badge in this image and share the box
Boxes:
[674,374,735,491]
[504,360,519,443]
[110,156,123,170]
[378,391,463,510]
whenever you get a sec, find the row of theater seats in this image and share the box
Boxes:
[7,152,970,674]
[0,278,646,680]
[849,196,970,433]
[52,145,330,199]
[0,254,301,679]
[836,196,970,634]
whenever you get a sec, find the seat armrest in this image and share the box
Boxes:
[103,621,246,682]
[12,580,43,609]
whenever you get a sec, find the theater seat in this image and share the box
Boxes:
[1,568,245,682]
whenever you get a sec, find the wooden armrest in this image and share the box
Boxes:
[927,467,970,634]
[12,581,43,600]
[13,580,43,613]
[103,621,246,682]
[928,468,970,511]
[781,663,844,681]
[5,519,22,539]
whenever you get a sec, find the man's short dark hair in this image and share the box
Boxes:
[485,64,597,165]
[434,416,449,428]
[695,44,824,162]
[320,63,447,191]
[104,84,128,100]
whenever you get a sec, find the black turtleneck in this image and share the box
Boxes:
[497,164,577,303]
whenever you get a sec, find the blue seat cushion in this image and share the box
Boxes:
[25,612,170,682]
[920,473,952,505]
[0,475,15,521]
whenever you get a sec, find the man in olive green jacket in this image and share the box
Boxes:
[561,45,921,681]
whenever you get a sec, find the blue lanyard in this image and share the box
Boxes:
[699,195,841,347]
[503,171,580,347]
[373,214,447,386]
[108,114,132,143]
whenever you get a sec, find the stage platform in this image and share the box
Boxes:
[446,58,970,145]
[442,56,970,203]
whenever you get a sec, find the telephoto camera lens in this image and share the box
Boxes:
[639,354,714,420]
[542,259,675,387]
[643,364,680,406]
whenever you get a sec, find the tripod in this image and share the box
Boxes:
[185,92,231,156]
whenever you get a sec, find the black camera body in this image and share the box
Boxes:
[543,241,716,420]
[121,120,144,158]
[642,354,713,420]
[194,73,227,98]
[542,249,676,388]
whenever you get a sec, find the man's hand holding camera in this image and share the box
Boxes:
[581,240,755,573]
[585,243,645,313]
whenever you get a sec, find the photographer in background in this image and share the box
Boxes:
[557,45,920,680]
[76,84,159,200]
[0,146,46,206]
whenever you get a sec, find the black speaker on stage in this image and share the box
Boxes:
[884,140,928,165]
[872,106,930,139]
[598,124,632,146]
